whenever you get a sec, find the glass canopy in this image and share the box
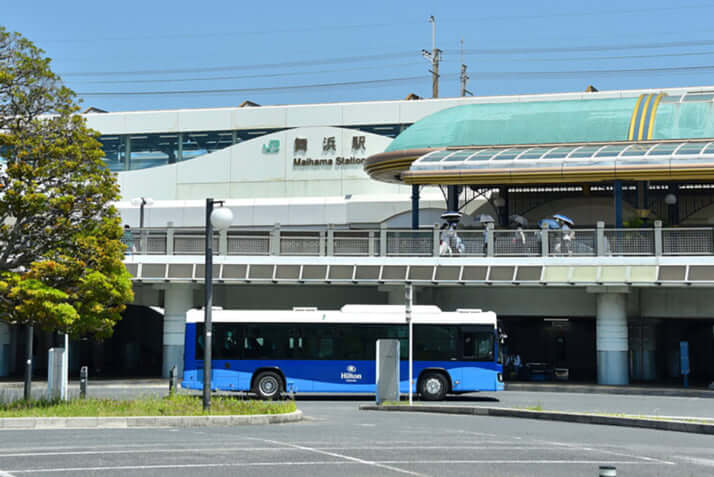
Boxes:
[410,141,714,173]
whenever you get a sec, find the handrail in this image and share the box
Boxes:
[122,221,714,258]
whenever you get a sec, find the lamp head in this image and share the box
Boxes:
[664,193,677,205]
[210,206,233,230]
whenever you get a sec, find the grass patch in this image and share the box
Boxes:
[380,400,421,406]
[0,394,296,418]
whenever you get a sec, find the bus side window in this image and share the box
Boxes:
[463,333,475,359]
[476,332,494,361]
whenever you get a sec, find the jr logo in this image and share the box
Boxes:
[262,139,280,153]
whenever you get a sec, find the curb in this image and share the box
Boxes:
[359,405,714,435]
[505,383,714,399]
[0,410,302,429]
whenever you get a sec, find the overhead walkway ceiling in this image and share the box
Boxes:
[124,255,714,287]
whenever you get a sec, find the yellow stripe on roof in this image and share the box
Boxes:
[646,93,664,140]
[628,94,645,141]
[637,94,654,141]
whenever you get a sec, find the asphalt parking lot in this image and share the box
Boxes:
[1,398,713,476]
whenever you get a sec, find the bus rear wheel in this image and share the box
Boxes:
[420,372,447,401]
[254,371,283,400]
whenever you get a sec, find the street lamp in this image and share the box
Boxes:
[203,198,233,411]
[130,197,154,229]
[665,193,678,225]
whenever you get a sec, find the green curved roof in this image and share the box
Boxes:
[385,95,714,152]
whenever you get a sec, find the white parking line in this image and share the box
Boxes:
[5,462,355,474]
[251,438,427,476]
[676,456,714,468]
[536,439,676,465]
[3,459,669,474]
[0,471,17,477]
[0,445,566,458]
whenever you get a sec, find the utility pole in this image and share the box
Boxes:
[422,16,441,98]
[459,39,472,97]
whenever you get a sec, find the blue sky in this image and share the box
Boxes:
[5,0,714,111]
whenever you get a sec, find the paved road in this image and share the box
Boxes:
[1,399,713,476]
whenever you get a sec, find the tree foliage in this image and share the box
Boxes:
[0,27,133,338]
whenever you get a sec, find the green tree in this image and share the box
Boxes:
[0,27,133,338]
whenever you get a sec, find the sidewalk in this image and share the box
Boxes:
[505,381,714,399]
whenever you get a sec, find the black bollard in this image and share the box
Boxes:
[169,365,177,396]
[599,465,616,477]
[79,366,88,399]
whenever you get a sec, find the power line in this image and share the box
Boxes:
[60,51,415,77]
[473,64,714,79]
[61,38,714,79]
[77,74,452,97]
[31,3,714,44]
[74,62,714,98]
[453,39,714,56]
[500,50,714,63]
[69,61,425,85]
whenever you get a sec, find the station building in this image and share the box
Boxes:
[1,86,713,388]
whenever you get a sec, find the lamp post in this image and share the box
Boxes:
[405,284,413,406]
[665,192,678,225]
[203,198,233,411]
[130,197,154,228]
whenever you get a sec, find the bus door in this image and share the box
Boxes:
[211,324,243,390]
[458,325,497,391]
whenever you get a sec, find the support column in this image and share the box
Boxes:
[614,180,623,228]
[498,187,509,227]
[381,286,408,305]
[447,185,459,212]
[596,293,629,385]
[411,184,420,230]
[162,284,194,378]
[0,322,10,377]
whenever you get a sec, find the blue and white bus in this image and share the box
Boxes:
[182,305,503,400]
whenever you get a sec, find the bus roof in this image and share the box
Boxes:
[186,306,497,325]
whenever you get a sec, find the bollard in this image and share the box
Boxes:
[169,365,177,396]
[599,465,616,477]
[79,366,88,399]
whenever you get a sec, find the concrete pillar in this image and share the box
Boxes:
[614,180,623,228]
[411,184,420,230]
[596,293,629,385]
[162,284,194,378]
[381,286,409,305]
[0,322,10,377]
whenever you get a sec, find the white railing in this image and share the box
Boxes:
[125,221,714,258]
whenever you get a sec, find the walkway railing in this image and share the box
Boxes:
[126,221,714,258]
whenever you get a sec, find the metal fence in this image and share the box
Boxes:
[126,223,714,258]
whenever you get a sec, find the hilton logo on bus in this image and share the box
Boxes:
[341,365,362,382]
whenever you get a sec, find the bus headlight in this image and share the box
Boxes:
[497,373,503,382]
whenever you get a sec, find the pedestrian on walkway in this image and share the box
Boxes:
[122,225,136,255]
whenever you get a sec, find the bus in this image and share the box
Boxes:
[182,305,503,400]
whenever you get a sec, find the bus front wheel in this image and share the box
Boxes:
[254,371,283,400]
[420,373,447,401]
